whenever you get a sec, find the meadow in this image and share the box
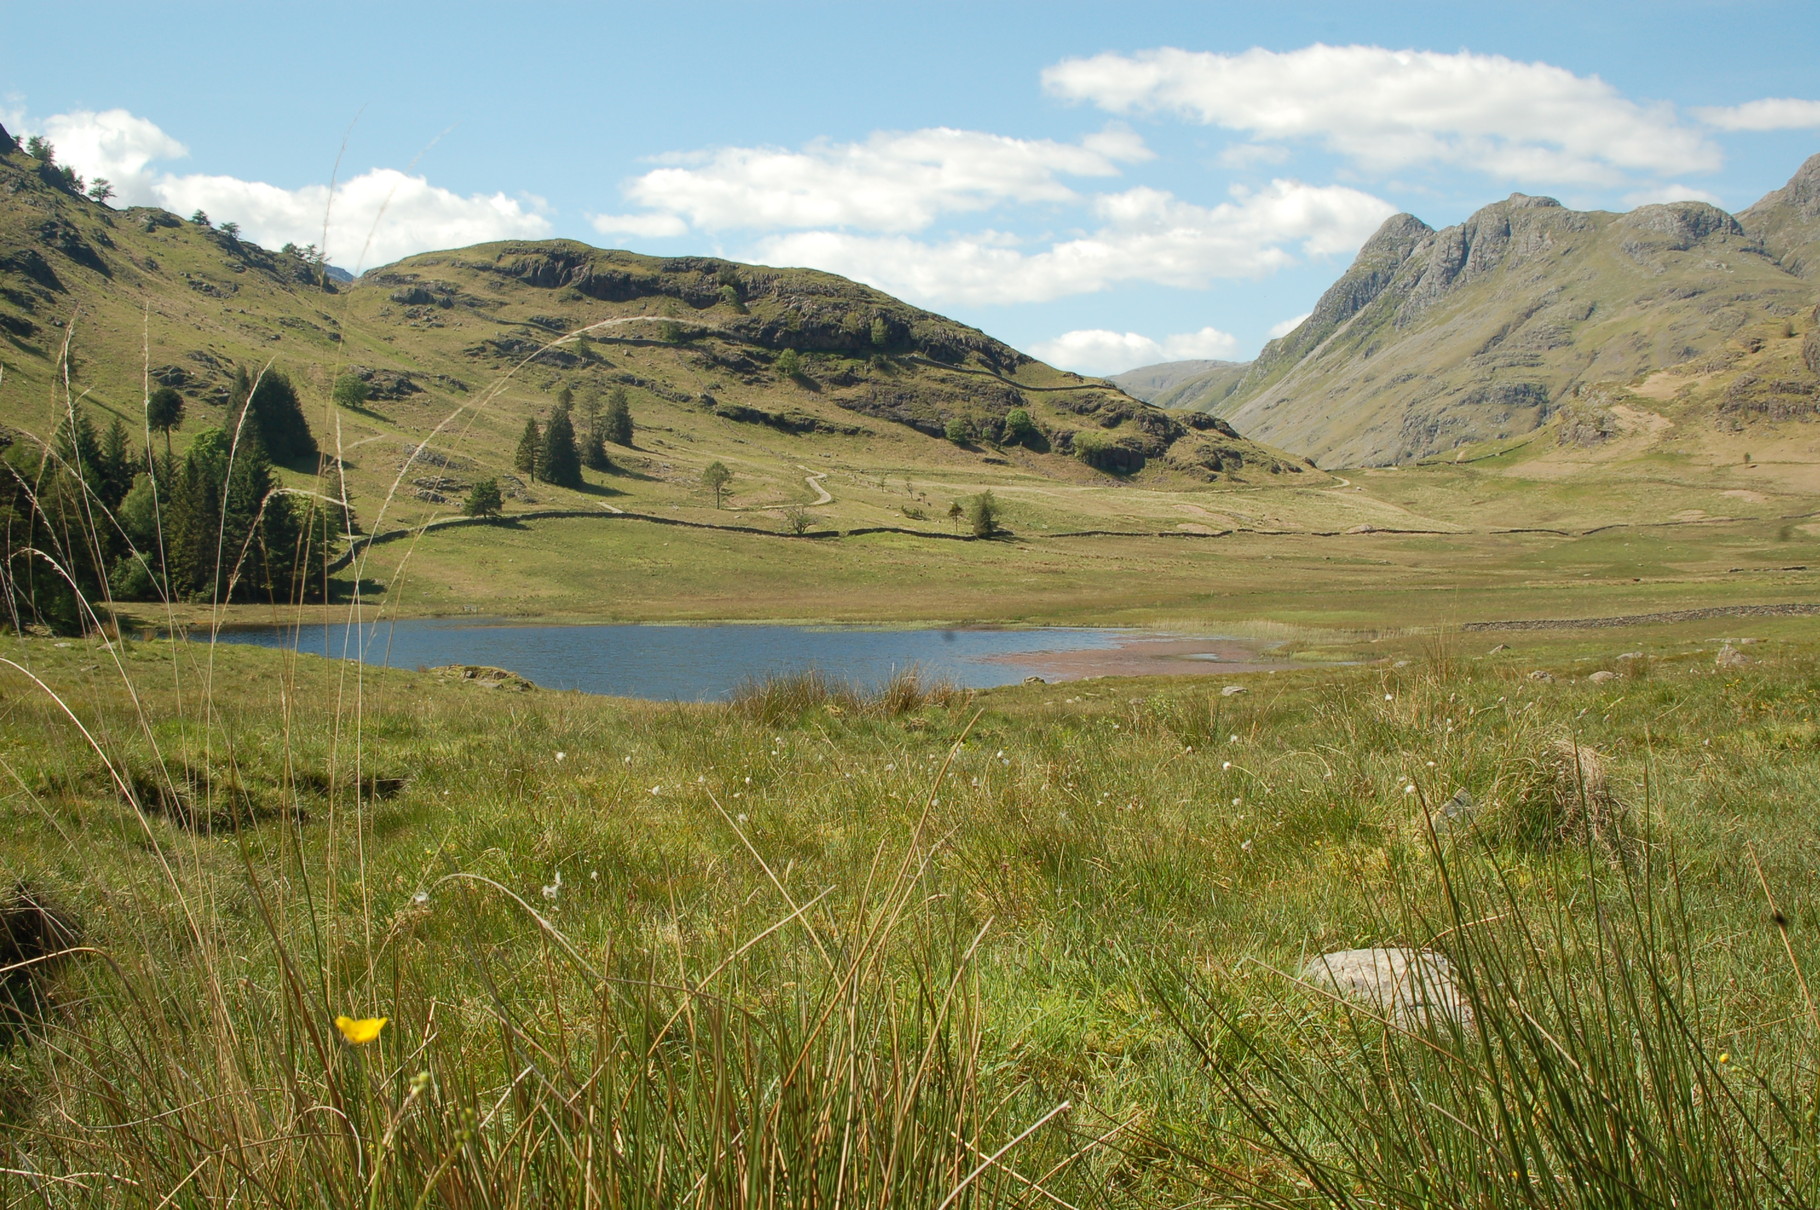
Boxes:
[3,613,1819,1206]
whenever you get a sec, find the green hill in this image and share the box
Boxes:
[1153,154,1820,468]
[0,119,1308,546]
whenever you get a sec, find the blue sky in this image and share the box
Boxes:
[5,0,1819,374]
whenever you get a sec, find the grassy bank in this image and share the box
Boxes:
[2,622,1817,1204]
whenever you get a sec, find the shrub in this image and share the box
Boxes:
[966,490,1001,537]
[463,478,503,519]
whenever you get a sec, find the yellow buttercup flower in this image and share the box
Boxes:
[335,1015,388,1045]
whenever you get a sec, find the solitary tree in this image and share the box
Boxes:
[775,348,802,379]
[86,178,114,203]
[464,478,503,519]
[966,491,1000,538]
[947,500,964,532]
[219,221,240,239]
[190,209,211,227]
[146,386,185,459]
[514,418,543,476]
[945,418,971,444]
[23,136,53,163]
[702,461,732,508]
[332,374,370,410]
[869,316,891,348]
[602,387,634,446]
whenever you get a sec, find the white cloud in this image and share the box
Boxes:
[1621,182,1724,207]
[1043,45,1719,185]
[1266,312,1311,338]
[1031,326,1241,374]
[611,126,1151,233]
[1693,98,1820,131]
[20,107,550,271]
[589,211,689,239]
[36,108,186,199]
[751,179,1395,306]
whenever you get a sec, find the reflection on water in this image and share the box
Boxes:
[207,619,1260,701]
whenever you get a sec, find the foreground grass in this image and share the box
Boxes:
[1,628,1818,1205]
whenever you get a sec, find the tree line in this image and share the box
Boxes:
[1,367,340,632]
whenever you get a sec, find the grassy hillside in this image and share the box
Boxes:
[0,123,1305,545]
[1157,155,1820,468]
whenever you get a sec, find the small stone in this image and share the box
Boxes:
[1715,644,1751,668]
[1393,659,1411,668]
[1588,670,1617,684]
[1302,947,1472,1030]
[1527,670,1555,682]
[1488,644,1510,654]
[1616,652,1643,661]
[1433,788,1476,830]
[1221,685,1247,696]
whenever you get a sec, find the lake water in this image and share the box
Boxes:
[208,619,1284,701]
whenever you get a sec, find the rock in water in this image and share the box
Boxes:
[1302,947,1472,1029]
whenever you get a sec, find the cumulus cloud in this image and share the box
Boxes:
[1266,312,1311,338]
[609,126,1151,234]
[19,107,550,271]
[1693,98,1820,131]
[1031,326,1239,375]
[1042,45,1719,185]
[751,179,1395,306]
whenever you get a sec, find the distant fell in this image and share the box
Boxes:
[1162,155,1820,467]
[1109,359,1244,402]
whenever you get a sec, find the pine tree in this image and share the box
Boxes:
[99,418,135,508]
[170,429,229,599]
[580,396,613,471]
[464,478,503,518]
[514,419,543,476]
[236,367,318,464]
[602,387,634,446]
[541,404,583,488]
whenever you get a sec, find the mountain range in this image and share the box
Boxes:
[1117,154,1820,468]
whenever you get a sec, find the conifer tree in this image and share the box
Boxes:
[514,418,543,477]
[580,396,613,471]
[602,387,634,446]
[236,367,318,464]
[99,418,135,508]
[541,404,584,488]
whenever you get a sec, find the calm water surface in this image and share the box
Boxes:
[209,619,1254,701]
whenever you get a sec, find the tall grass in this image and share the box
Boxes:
[1158,836,1820,1206]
